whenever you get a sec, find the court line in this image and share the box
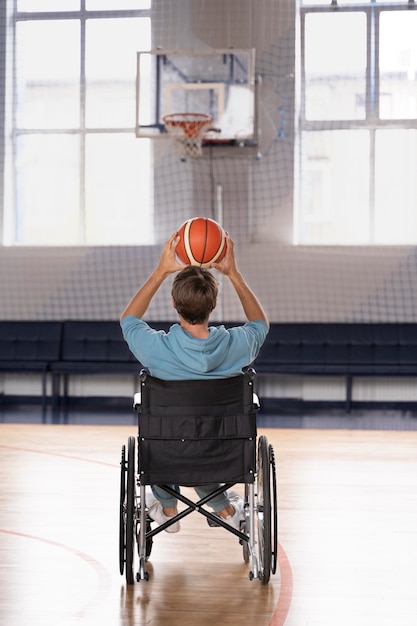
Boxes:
[269,542,293,626]
[0,528,113,620]
[1,444,295,624]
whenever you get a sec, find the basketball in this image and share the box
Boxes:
[176,217,226,268]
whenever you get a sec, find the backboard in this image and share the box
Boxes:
[136,48,258,148]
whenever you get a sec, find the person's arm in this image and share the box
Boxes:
[120,233,186,321]
[211,235,269,328]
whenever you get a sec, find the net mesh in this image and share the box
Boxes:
[163,113,213,158]
[2,0,417,326]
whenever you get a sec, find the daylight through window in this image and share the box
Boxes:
[297,0,417,245]
[3,1,152,246]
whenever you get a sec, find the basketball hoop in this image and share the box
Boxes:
[163,113,213,159]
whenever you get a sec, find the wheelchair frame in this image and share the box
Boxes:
[119,369,278,585]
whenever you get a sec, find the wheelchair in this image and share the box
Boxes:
[119,368,278,585]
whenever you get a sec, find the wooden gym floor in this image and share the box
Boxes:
[1,420,417,626]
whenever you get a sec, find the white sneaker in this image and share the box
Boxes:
[226,490,242,504]
[146,489,180,533]
[145,486,157,509]
[226,497,245,530]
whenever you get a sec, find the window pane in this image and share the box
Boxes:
[298,130,370,244]
[15,135,80,245]
[379,12,417,120]
[16,20,80,129]
[375,130,417,243]
[304,12,367,120]
[85,18,150,128]
[86,0,151,8]
[17,0,80,10]
[85,134,152,245]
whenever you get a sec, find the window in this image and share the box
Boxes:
[297,0,417,245]
[3,0,152,245]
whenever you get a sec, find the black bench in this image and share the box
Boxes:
[0,321,62,413]
[3,320,417,414]
[254,323,417,411]
[50,320,147,411]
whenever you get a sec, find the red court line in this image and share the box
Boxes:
[269,542,293,626]
[0,528,113,619]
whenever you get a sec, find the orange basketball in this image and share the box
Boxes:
[176,217,226,268]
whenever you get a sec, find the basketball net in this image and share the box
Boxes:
[163,113,213,159]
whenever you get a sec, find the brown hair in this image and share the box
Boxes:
[171,266,218,325]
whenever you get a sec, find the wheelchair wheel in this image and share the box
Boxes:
[119,445,127,576]
[257,435,272,584]
[269,443,278,575]
[125,436,136,585]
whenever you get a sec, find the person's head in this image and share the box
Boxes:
[171,266,218,325]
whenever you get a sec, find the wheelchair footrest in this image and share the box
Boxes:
[206,514,222,528]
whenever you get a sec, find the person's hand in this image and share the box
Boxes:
[157,232,188,276]
[211,234,238,276]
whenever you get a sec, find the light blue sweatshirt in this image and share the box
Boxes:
[120,316,268,380]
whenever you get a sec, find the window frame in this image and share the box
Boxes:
[2,1,152,246]
[297,0,417,245]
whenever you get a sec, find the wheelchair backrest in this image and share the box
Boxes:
[136,369,258,486]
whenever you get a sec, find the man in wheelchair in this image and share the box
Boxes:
[120,230,269,534]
